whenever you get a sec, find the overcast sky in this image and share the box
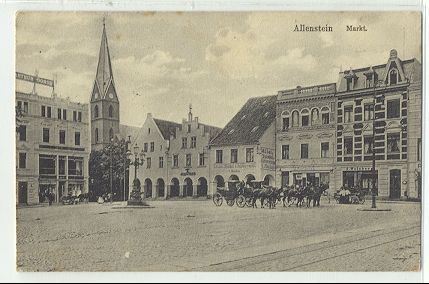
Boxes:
[16,11,421,128]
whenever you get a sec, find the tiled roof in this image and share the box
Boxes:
[210,95,277,146]
[153,118,182,140]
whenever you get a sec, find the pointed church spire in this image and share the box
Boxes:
[95,19,114,97]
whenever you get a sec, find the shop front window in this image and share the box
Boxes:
[68,157,83,176]
[39,155,56,175]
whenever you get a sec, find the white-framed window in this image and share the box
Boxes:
[292,110,299,127]
[387,99,401,119]
[387,133,400,153]
[282,145,289,160]
[344,105,353,123]
[311,108,320,125]
[246,148,254,162]
[321,107,330,125]
[186,154,192,167]
[321,142,329,158]
[231,149,238,163]
[344,137,353,155]
[301,109,309,127]
[364,103,374,121]
[281,110,290,131]
[216,150,223,164]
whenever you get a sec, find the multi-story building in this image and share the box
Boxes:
[130,113,180,199]
[130,110,220,199]
[276,83,337,189]
[16,91,90,205]
[209,95,277,188]
[334,49,422,199]
[168,108,221,198]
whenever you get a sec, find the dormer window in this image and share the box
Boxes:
[389,69,398,85]
[264,112,269,118]
[346,78,352,91]
[251,126,259,133]
[344,70,357,91]
[241,115,247,120]
[364,67,377,88]
[228,129,235,135]
[365,74,373,88]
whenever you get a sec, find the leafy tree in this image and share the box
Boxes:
[89,137,130,201]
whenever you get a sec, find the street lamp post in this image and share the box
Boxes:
[123,136,131,202]
[126,143,147,206]
[371,79,385,209]
[110,139,114,204]
[371,86,377,209]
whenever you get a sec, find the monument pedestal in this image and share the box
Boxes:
[127,189,150,207]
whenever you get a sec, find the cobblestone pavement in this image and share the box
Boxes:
[16,198,421,272]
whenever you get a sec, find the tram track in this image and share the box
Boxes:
[194,224,420,271]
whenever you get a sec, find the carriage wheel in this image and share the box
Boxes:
[245,197,253,207]
[351,196,359,204]
[236,195,246,208]
[263,199,270,208]
[226,199,235,207]
[212,193,223,207]
[360,196,365,204]
[287,197,296,207]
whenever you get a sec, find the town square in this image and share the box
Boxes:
[17,199,420,272]
[12,10,422,274]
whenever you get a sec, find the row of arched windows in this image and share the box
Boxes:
[281,106,331,130]
[94,128,115,143]
[93,105,115,119]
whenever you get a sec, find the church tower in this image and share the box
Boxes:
[90,20,120,151]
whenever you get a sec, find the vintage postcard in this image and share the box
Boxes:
[14,11,422,273]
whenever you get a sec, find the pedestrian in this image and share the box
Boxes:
[48,192,55,206]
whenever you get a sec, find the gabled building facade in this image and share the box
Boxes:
[130,110,220,199]
[334,49,422,199]
[276,83,337,189]
[131,113,180,199]
[209,95,277,188]
[168,108,221,198]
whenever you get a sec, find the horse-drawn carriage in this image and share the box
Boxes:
[333,187,366,204]
[212,180,253,207]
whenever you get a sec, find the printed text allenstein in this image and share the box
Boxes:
[293,24,333,32]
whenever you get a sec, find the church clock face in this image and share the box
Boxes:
[108,93,114,99]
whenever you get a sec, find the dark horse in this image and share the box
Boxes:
[251,185,275,209]
[312,183,329,207]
